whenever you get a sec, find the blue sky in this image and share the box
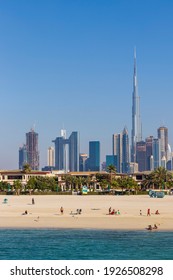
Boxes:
[0,0,173,169]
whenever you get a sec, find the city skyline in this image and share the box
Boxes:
[1,1,173,169]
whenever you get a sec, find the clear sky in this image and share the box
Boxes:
[0,0,173,169]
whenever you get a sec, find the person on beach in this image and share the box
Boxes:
[60,206,64,214]
[109,207,112,214]
[32,198,35,205]
[155,210,160,215]
[110,209,115,215]
[76,209,82,214]
[22,210,28,215]
[147,208,151,216]
[146,225,152,230]
[140,210,142,216]
[153,224,158,229]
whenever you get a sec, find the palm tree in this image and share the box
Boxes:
[125,177,139,194]
[26,177,37,194]
[107,164,116,186]
[95,173,109,191]
[63,175,73,191]
[142,173,155,190]
[111,179,119,191]
[22,163,31,173]
[145,167,172,190]
[0,182,9,193]
[99,179,109,191]
[13,179,22,195]
[116,177,126,193]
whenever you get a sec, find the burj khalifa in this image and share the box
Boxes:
[131,48,142,162]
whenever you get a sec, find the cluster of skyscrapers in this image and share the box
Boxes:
[18,50,172,173]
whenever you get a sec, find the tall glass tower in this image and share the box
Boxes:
[88,141,100,171]
[19,144,28,169]
[131,48,142,163]
[69,131,79,172]
[53,130,79,172]
[122,127,130,173]
[26,129,39,170]
[112,133,122,173]
[157,126,168,161]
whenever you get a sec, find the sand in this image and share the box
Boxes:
[0,194,173,230]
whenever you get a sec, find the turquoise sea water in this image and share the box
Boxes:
[0,229,173,260]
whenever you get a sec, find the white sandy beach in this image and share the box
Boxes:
[0,195,173,230]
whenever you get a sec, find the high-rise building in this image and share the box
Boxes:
[129,162,138,173]
[53,136,67,171]
[79,153,88,171]
[136,141,146,171]
[47,146,55,167]
[69,131,79,172]
[150,155,154,171]
[122,127,130,173]
[146,136,154,170]
[113,133,122,173]
[88,141,100,171]
[112,128,130,173]
[26,129,39,170]
[157,126,168,161]
[106,155,117,169]
[60,129,68,172]
[152,138,161,169]
[53,130,79,172]
[19,144,28,169]
[131,48,142,163]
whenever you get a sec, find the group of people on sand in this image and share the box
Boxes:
[147,208,160,216]
[146,224,159,231]
[22,198,35,215]
[145,208,160,231]
[109,207,120,215]
[139,209,160,216]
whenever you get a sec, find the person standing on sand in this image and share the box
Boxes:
[60,206,64,214]
[140,210,142,216]
[32,198,35,205]
[147,208,151,216]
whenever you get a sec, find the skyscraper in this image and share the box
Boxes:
[146,136,154,171]
[136,141,146,171]
[26,129,39,170]
[113,133,122,173]
[122,127,130,173]
[53,130,79,172]
[131,48,142,163]
[69,131,79,172]
[79,153,88,171]
[152,138,161,169]
[53,135,67,171]
[157,126,168,161]
[19,144,28,169]
[113,128,130,173]
[88,141,100,171]
[47,146,55,167]
[106,155,117,169]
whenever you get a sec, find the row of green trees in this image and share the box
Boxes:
[0,166,173,195]
[0,177,58,195]
[106,165,173,191]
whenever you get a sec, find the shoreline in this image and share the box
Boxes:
[1,227,173,232]
[0,195,173,231]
